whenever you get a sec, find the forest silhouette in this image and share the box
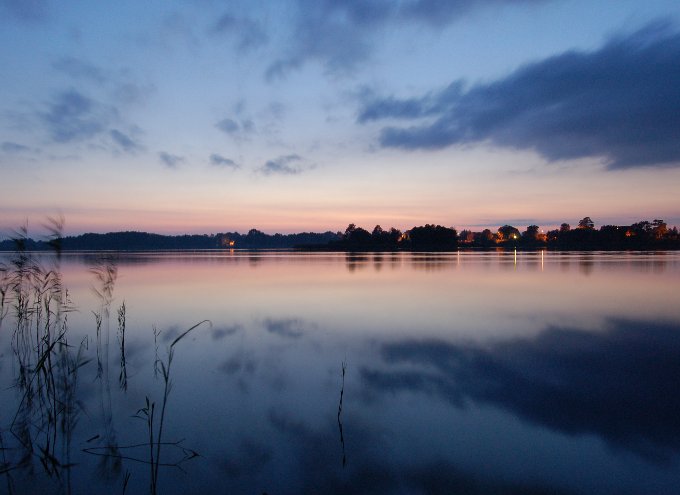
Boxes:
[1,217,678,251]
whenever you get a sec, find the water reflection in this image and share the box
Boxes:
[262,409,575,495]
[345,253,370,272]
[362,318,680,462]
[210,324,242,341]
[263,318,308,339]
[26,250,674,278]
[1,251,679,494]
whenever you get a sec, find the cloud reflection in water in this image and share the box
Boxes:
[362,318,680,462]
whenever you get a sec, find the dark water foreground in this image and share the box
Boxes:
[1,251,679,494]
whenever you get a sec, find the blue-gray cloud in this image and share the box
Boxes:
[211,14,268,51]
[265,0,382,80]
[400,0,546,27]
[53,57,106,84]
[258,154,303,175]
[0,0,50,21]
[216,117,254,137]
[159,151,184,168]
[266,0,548,80]
[52,57,154,111]
[360,22,680,170]
[113,82,155,106]
[40,89,109,143]
[1,142,31,153]
[210,153,239,168]
[110,129,142,153]
[216,118,239,134]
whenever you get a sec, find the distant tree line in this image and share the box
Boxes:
[0,229,340,251]
[458,217,679,250]
[321,224,458,251]
[322,217,679,251]
[1,217,678,252]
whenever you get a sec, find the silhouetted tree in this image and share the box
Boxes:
[388,227,402,243]
[578,217,594,229]
[599,225,626,247]
[497,225,521,242]
[343,225,371,247]
[370,224,399,249]
[459,229,474,243]
[471,229,495,247]
[546,229,560,243]
[522,225,540,241]
[407,224,457,251]
[652,219,668,239]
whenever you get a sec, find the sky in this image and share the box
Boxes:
[1,0,680,236]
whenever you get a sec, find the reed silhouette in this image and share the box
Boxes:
[0,222,206,494]
[337,360,347,468]
[0,220,87,494]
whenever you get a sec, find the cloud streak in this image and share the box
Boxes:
[360,22,680,169]
[216,117,255,139]
[400,0,548,27]
[110,129,142,153]
[40,89,110,143]
[53,57,107,84]
[159,151,184,168]
[1,142,31,153]
[210,153,239,168]
[258,154,304,175]
[211,14,268,51]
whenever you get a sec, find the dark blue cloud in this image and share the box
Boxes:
[357,83,463,123]
[40,89,109,143]
[110,129,142,153]
[211,14,268,51]
[360,22,680,169]
[158,151,184,168]
[258,154,303,175]
[210,153,239,168]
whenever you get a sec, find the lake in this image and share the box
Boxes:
[1,250,680,494]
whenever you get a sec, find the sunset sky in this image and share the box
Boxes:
[1,0,680,236]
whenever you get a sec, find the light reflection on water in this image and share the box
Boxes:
[1,251,679,494]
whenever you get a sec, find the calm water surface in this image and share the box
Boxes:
[1,250,679,494]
